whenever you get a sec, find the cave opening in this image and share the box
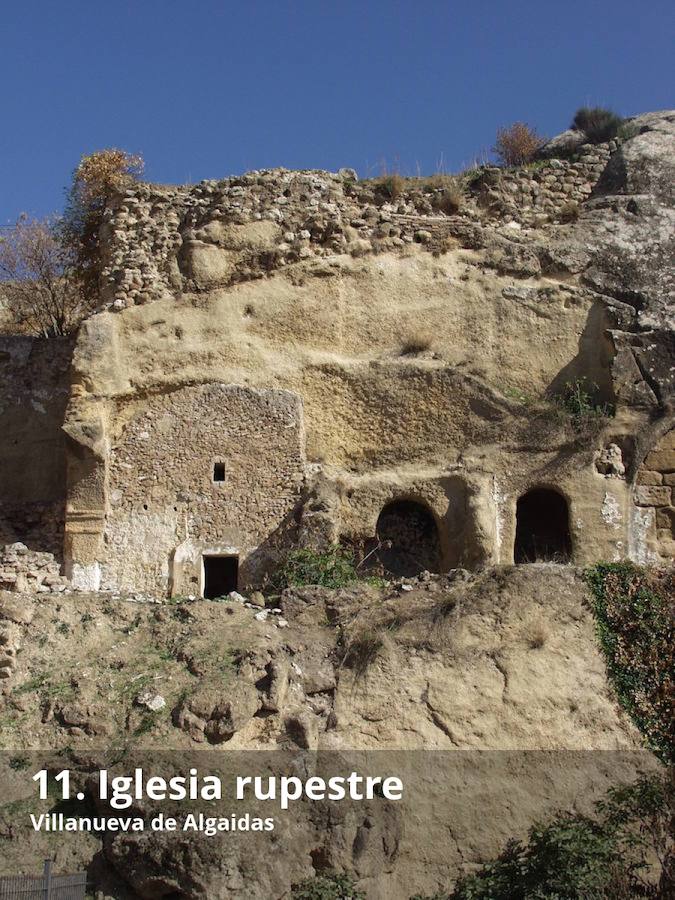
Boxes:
[374,499,441,577]
[203,555,239,598]
[514,488,572,563]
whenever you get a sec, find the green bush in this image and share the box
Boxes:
[585,562,674,764]
[274,547,359,590]
[555,377,614,428]
[451,817,622,899]
[571,107,624,144]
[413,773,670,899]
[291,872,365,899]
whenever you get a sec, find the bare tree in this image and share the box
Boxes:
[0,215,88,336]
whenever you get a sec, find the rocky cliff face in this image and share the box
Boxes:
[0,110,673,897]
[56,109,675,590]
[0,568,655,897]
[94,109,673,413]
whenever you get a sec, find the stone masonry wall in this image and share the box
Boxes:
[102,383,305,593]
[476,143,612,225]
[99,142,617,310]
[0,543,69,593]
[634,428,675,561]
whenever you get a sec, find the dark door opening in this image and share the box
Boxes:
[203,555,239,598]
[514,489,572,563]
[374,499,441,577]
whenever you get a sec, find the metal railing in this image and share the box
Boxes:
[0,861,87,899]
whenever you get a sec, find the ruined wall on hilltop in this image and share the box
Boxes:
[477,142,612,224]
[97,138,617,311]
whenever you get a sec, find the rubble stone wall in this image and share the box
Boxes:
[0,542,68,593]
[99,143,614,310]
[102,383,305,594]
[477,143,612,225]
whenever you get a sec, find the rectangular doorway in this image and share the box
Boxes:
[202,555,239,598]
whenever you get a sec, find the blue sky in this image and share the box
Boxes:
[1,0,673,222]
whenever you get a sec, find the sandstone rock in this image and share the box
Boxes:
[295,648,336,694]
[537,130,587,160]
[135,690,166,712]
[284,708,319,749]
[263,658,289,712]
[636,470,663,485]
[634,486,671,507]
[182,241,236,288]
[0,594,35,624]
[57,702,111,736]
[595,443,626,477]
[173,681,259,743]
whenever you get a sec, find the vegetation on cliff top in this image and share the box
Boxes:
[571,107,624,144]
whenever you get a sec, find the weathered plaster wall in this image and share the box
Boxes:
[102,383,305,593]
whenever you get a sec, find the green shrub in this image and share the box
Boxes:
[443,772,670,899]
[452,818,620,899]
[291,872,365,899]
[274,547,359,591]
[554,377,614,428]
[617,121,640,142]
[571,107,624,144]
[585,562,674,764]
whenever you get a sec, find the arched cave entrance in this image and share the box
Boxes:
[375,500,441,577]
[514,488,572,563]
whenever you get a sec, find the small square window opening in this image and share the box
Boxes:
[213,462,225,483]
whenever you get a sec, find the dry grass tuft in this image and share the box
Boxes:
[342,629,384,677]
[430,179,465,215]
[524,619,549,649]
[558,201,580,223]
[400,331,433,355]
[376,173,405,201]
